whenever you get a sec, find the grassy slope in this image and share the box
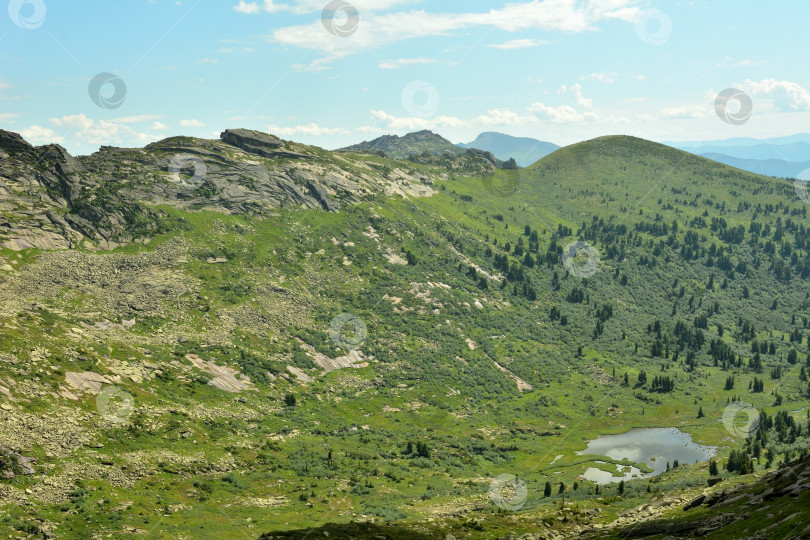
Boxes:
[0,136,808,539]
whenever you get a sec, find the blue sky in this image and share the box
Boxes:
[1,0,809,155]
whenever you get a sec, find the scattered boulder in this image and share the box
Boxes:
[683,494,706,510]
[0,450,36,478]
[65,371,118,394]
[185,354,252,393]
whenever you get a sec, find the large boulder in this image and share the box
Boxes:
[220,129,307,159]
[220,128,283,151]
[502,157,519,170]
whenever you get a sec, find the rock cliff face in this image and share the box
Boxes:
[0,129,436,251]
[219,128,307,160]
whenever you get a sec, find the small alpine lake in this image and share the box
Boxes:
[577,427,716,484]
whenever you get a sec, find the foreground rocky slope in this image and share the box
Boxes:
[1,131,809,539]
[611,453,810,539]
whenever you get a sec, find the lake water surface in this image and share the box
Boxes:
[577,427,716,484]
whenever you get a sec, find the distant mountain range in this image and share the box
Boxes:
[696,154,810,179]
[341,130,559,169]
[665,133,810,149]
[340,130,808,179]
[665,134,810,178]
[456,132,559,167]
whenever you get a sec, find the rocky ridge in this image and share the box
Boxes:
[0,128,438,252]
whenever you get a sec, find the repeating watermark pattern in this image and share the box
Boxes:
[794,169,810,204]
[722,401,760,439]
[489,473,527,511]
[96,385,135,423]
[329,313,367,350]
[634,9,672,45]
[168,153,207,187]
[88,72,127,110]
[482,170,520,198]
[401,80,440,118]
[8,0,46,30]
[321,0,359,37]
[562,240,600,278]
[715,88,753,125]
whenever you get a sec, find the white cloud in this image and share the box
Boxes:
[580,72,616,84]
[369,110,467,131]
[48,114,162,146]
[111,114,162,124]
[366,106,549,131]
[218,47,256,54]
[199,58,219,64]
[580,72,643,84]
[151,121,170,130]
[233,0,262,13]
[293,57,338,72]
[266,122,350,136]
[377,58,441,70]
[660,105,708,119]
[270,0,640,65]
[528,102,598,123]
[19,125,64,145]
[180,119,205,127]
[716,57,757,68]
[475,108,538,126]
[235,0,411,15]
[558,83,592,108]
[0,113,20,122]
[488,38,548,50]
[739,78,810,111]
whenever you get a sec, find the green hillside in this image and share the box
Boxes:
[0,131,808,539]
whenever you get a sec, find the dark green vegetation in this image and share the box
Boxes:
[1,131,809,539]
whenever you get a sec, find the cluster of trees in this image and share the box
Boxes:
[404,441,431,458]
[726,448,754,474]
[650,375,675,392]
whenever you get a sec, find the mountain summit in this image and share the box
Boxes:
[339,129,465,159]
[458,131,559,167]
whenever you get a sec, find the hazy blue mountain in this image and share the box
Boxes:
[457,132,559,167]
[681,142,810,162]
[665,133,810,149]
[664,134,810,176]
[700,153,810,178]
[665,134,810,162]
